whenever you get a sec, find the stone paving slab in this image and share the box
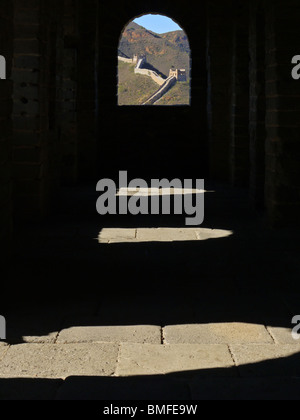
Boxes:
[57,320,162,344]
[189,377,300,400]
[0,346,8,359]
[99,229,136,244]
[230,344,300,377]
[99,228,206,244]
[0,343,119,379]
[116,343,236,378]
[136,228,198,243]
[163,323,273,345]
[117,187,204,196]
[266,319,297,344]
[194,228,233,241]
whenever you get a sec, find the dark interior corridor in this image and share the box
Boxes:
[1,0,300,401]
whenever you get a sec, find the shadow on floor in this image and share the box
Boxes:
[1,181,300,400]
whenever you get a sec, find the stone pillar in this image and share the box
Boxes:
[60,0,79,184]
[0,0,14,260]
[77,0,98,181]
[12,0,64,219]
[265,0,300,226]
[206,0,234,181]
[249,0,266,208]
[230,1,250,187]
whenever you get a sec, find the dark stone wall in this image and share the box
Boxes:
[97,0,208,183]
[0,0,13,261]
[60,0,80,185]
[12,0,64,220]
[2,0,300,265]
[77,0,98,181]
[264,0,300,226]
[249,0,266,209]
[206,0,233,182]
[230,1,250,187]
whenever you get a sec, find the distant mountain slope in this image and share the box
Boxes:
[118,61,159,106]
[119,22,191,78]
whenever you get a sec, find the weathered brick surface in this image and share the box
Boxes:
[77,0,98,181]
[12,0,64,220]
[230,1,250,187]
[249,0,266,209]
[1,0,300,263]
[60,0,79,185]
[0,0,13,260]
[206,0,234,181]
[264,0,300,226]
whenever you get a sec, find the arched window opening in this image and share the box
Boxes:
[118,14,191,106]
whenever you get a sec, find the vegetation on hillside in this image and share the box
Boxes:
[154,82,190,106]
[118,61,158,106]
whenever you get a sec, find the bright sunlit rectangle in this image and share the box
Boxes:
[117,188,209,197]
[98,228,233,244]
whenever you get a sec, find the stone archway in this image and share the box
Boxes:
[97,4,209,182]
[117,14,191,107]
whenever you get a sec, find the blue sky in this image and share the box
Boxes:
[134,14,182,34]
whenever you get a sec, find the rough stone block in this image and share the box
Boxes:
[230,344,300,377]
[0,343,119,378]
[57,321,162,344]
[164,323,274,345]
[136,228,198,243]
[266,320,299,344]
[116,343,236,377]
[99,228,137,244]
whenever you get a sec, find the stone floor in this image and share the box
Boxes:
[1,182,300,400]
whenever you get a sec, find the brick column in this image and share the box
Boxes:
[206,0,234,181]
[230,1,250,187]
[60,0,79,184]
[249,0,266,208]
[77,0,98,181]
[265,0,300,226]
[12,0,63,220]
[0,0,14,260]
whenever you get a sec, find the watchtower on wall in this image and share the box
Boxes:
[169,68,187,82]
[133,53,146,65]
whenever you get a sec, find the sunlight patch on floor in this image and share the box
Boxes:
[98,228,233,244]
[117,188,214,196]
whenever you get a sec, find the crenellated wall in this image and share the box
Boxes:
[118,55,166,86]
[118,56,135,64]
[143,76,177,105]
[134,67,166,86]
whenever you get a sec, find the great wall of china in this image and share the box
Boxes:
[118,54,186,105]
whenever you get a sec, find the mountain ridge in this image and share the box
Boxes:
[119,22,191,78]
